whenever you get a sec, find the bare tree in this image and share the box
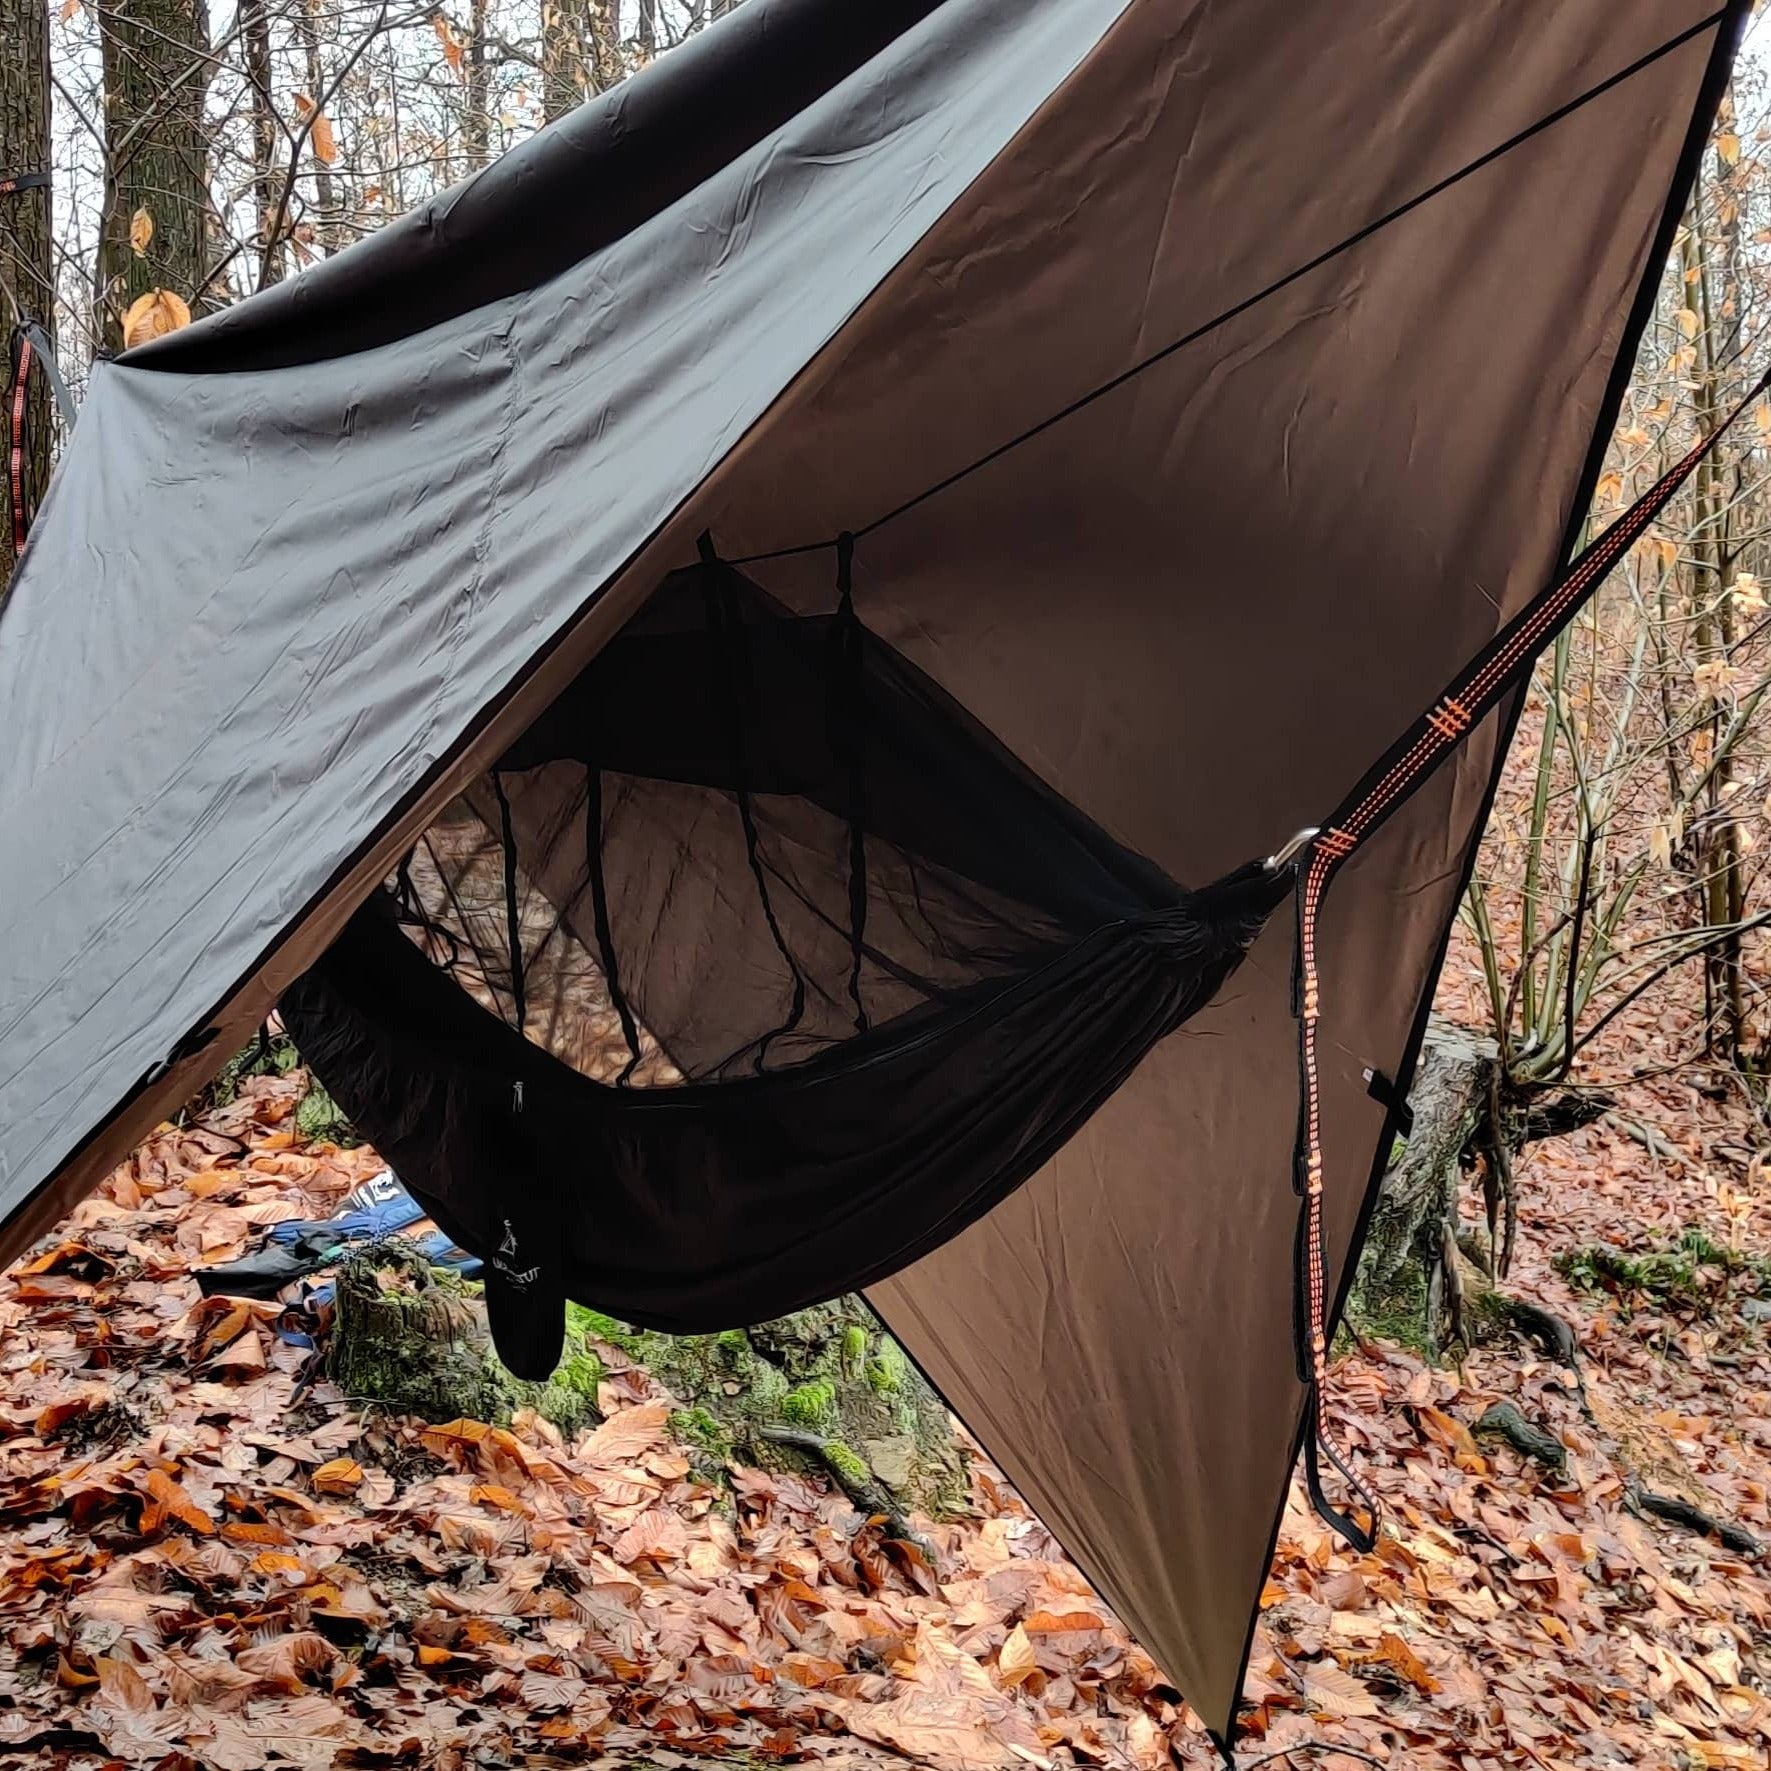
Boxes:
[239,0,282,283]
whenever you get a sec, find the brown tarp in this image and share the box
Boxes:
[0,0,1742,1742]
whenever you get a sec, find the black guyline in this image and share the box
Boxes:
[726,8,1727,570]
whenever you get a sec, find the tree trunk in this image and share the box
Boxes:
[95,0,211,346]
[0,0,53,586]
[1347,1021,1495,1351]
[330,1243,604,1437]
[461,0,492,176]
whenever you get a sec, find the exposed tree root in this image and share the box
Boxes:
[1628,1484,1764,1558]
[1473,1402,1566,1473]
[758,1425,934,1561]
[1494,1294,1581,1368]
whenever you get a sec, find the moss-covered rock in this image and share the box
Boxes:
[329,1257,963,1513]
[586,1297,968,1517]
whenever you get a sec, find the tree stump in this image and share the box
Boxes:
[1348,1020,1496,1351]
[329,1243,603,1436]
[1347,1017,1612,1355]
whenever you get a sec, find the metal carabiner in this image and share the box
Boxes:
[1265,826,1321,872]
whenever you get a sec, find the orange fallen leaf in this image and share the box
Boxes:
[94,1653,154,1712]
[143,1468,217,1536]
[312,1457,364,1496]
[57,1653,98,1689]
[1418,1404,1486,1472]
[470,1482,530,1515]
[1375,1630,1440,1695]
[779,1653,847,1688]
[36,1397,99,1437]
[185,1169,240,1198]
[583,1399,672,1464]
[16,1239,111,1276]
[12,1274,97,1302]
[221,1518,295,1546]
[1023,1610,1106,1634]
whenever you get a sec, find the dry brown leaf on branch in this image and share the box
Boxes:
[121,290,192,350]
[292,93,337,165]
[432,15,465,72]
[129,206,152,257]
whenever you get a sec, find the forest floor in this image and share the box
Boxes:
[1,935,1770,1770]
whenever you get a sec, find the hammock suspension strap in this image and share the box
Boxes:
[7,328,32,560]
[1291,358,1771,1551]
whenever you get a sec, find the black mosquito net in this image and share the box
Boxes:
[280,548,1285,1376]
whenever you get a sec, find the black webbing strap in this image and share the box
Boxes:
[491,771,528,1035]
[584,765,643,1083]
[17,321,73,431]
[0,170,49,200]
[1289,359,1771,1551]
[831,531,869,1033]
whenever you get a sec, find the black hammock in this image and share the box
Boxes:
[280,546,1287,1379]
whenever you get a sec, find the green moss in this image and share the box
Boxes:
[865,1336,908,1396]
[822,1441,869,1487]
[670,1406,733,1463]
[293,1077,358,1146]
[840,1323,868,1376]
[782,1380,837,1426]
[1341,1261,1433,1358]
[569,1305,650,1357]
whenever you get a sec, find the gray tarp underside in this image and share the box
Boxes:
[0,0,1738,1738]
